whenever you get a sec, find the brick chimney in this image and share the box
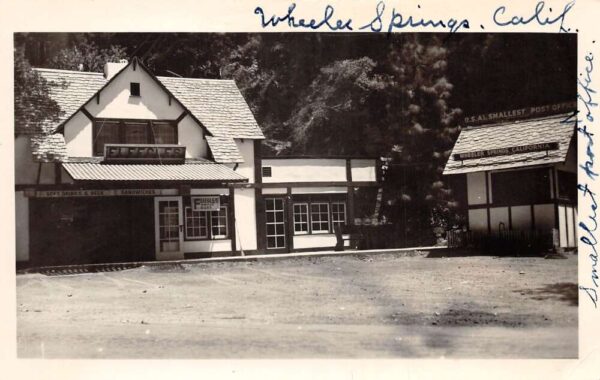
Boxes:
[104,59,128,80]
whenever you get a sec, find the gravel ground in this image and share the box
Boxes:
[16,251,578,358]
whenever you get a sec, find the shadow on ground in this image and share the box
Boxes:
[514,282,578,306]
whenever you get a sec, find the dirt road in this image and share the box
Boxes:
[16,251,578,358]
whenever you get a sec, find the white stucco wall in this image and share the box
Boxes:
[235,140,255,183]
[351,159,377,181]
[468,209,488,232]
[179,114,208,158]
[183,239,232,253]
[64,111,93,157]
[63,63,208,159]
[293,234,348,249]
[262,188,287,195]
[234,188,257,251]
[466,172,487,205]
[15,191,30,262]
[262,159,347,183]
[291,187,347,194]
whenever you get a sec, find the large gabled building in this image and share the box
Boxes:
[15,58,379,268]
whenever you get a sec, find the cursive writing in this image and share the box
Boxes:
[254,3,353,31]
[359,1,470,34]
[576,51,599,308]
[493,1,576,32]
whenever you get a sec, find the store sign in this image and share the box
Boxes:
[453,142,559,161]
[28,189,172,198]
[463,101,576,126]
[103,144,186,164]
[192,196,220,211]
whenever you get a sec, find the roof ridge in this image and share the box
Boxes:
[463,112,575,130]
[157,75,235,83]
[33,67,105,76]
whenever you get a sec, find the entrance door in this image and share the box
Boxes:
[265,197,286,250]
[154,197,184,260]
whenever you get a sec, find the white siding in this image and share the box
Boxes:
[291,187,347,194]
[262,159,347,183]
[351,159,377,181]
[558,205,567,247]
[262,188,287,195]
[467,172,487,205]
[15,191,30,262]
[183,239,232,253]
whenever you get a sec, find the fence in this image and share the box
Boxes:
[447,229,554,256]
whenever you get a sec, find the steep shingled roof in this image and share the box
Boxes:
[27,67,264,163]
[443,113,576,175]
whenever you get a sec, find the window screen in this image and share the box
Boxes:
[491,168,551,205]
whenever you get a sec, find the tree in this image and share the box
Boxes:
[14,46,61,134]
[48,37,127,72]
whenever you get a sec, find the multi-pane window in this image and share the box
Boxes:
[93,120,177,155]
[184,207,208,239]
[266,198,285,249]
[310,203,330,233]
[331,202,346,228]
[293,203,309,234]
[210,206,228,238]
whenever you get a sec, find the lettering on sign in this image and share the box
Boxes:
[103,144,186,164]
[463,102,576,126]
[453,142,560,161]
[29,189,169,198]
[192,196,221,212]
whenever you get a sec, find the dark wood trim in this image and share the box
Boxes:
[508,206,512,230]
[530,205,536,231]
[346,159,352,182]
[255,188,265,251]
[16,180,246,192]
[347,186,355,225]
[485,171,491,234]
[54,163,61,184]
[133,59,137,71]
[285,187,294,253]
[80,107,94,121]
[263,155,379,160]
[554,200,560,229]
[234,181,380,189]
[36,163,42,185]
[229,187,237,253]
[96,93,100,104]
[175,111,188,124]
[254,140,263,184]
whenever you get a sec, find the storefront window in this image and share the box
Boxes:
[266,198,285,249]
[293,203,309,234]
[184,207,208,239]
[310,203,330,233]
[491,168,551,205]
[331,202,346,228]
[210,206,228,238]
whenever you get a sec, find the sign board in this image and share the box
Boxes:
[463,102,576,126]
[27,189,174,198]
[192,196,221,212]
[103,144,186,164]
[453,142,559,161]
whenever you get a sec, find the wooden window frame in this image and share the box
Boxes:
[293,202,309,235]
[310,202,331,234]
[184,206,208,240]
[92,119,178,157]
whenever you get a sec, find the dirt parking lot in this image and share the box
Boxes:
[16,250,578,358]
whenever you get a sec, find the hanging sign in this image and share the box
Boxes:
[453,142,559,161]
[192,196,221,211]
[27,189,171,198]
[103,144,186,164]
[463,101,576,126]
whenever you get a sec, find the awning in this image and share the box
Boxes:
[443,113,575,175]
[62,160,247,182]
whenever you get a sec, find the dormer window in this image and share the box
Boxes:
[130,82,141,97]
[93,119,177,156]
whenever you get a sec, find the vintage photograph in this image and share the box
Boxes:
[14,32,577,358]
